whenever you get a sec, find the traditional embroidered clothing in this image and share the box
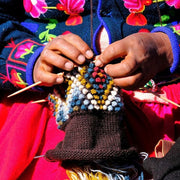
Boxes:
[0,0,180,179]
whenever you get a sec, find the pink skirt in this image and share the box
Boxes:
[0,82,180,179]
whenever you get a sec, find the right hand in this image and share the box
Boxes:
[33,33,94,87]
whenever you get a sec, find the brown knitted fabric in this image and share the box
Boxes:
[45,111,138,163]
[46,62,139,163]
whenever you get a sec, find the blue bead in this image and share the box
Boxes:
[89,78,95,83]
[93,84,99,89]
[88,68,93,73]
[115,107,120,111]
[76,100,82,106]
[108,105,113,111]
[79,94,84,99]
[81,105,87,110]
[112,101,117,106]
[89,62,95,68]
[84,73,90,79]
[84,99,89,105]
[88,104,94,110]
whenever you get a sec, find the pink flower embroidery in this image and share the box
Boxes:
[172,23,180,35]
[23,0,47,18]
[123,0,144,12]
[166,0,180,9]
[15,43,36,59]
[56,0,85,26]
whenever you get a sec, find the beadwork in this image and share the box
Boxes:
[48,62,124,129]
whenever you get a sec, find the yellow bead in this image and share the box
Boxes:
[86,83,91,89]
[101,100,105,104]
[94,95,99,100]
[91,89,97,95]
[73,106,79,111]
[102,95,107,100]
[104,89,109,95]
[78,75,83,81]
[81,79,86,85]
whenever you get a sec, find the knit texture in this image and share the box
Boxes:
[46,61,138,162]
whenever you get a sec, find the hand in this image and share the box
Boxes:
[95,32,173,90]
[33,33,94,86]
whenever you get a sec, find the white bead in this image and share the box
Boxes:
[79,85,84,90]
[94,105,99,110]
[87,93,93,99]
[91,99,97,105]
[105,100,111,106]
[111,90,117,96]
[108,95,114,101]
[103,105,107,110]
[82,88,88,94]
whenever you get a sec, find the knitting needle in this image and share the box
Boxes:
[145,89,180,108]
[7,72,64,98]
[34,155,45,159]
[31,99,48,104]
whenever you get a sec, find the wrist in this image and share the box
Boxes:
[151,27,180,73]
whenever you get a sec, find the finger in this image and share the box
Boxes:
[104,55,138,78]
[113,72,144,90]
[37,70,64,87]
[41,49,74,71]
[95,40,128,67]
[64,33,94,59]
[47,37,87,64]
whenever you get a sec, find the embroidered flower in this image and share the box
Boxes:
[166,0,180,9]
[123,0,152,26]
[172,23,180,35]
[10,69,27,88]
[23,0,47,18]
[56,0,85,26]
[15,43,36,59]
[124,0,144,12]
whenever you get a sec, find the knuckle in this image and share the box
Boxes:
[41,49,49,59]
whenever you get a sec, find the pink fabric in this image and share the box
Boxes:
[0,92,68,180]
[123,82,180,155]
[0,82,180,179]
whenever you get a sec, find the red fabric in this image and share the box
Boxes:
[0,83,180,179]
[123,82,180,155]
[0,92,68,180]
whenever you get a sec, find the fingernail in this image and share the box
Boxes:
[95,59,103,67]
[86,50,93,58]
[65,62,74,70]
[78,54,85,63]
[56,77,63,84]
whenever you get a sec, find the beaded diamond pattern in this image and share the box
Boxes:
[48,62,124,129]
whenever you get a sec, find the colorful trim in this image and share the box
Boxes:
[26,46,44,88]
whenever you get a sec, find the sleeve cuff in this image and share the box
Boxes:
[151,27,180,73]
[26,46,44,90]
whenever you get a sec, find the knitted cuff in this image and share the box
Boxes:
[26,46,44,90]
[151,27,180,73]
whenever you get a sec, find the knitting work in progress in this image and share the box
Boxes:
[46,61,144,179]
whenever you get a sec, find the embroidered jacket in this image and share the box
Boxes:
[0,0,180,91]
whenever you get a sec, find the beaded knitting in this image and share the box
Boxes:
[48,61,124,129]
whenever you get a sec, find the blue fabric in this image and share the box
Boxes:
[26,46,44,89]
[151,27,180,73]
